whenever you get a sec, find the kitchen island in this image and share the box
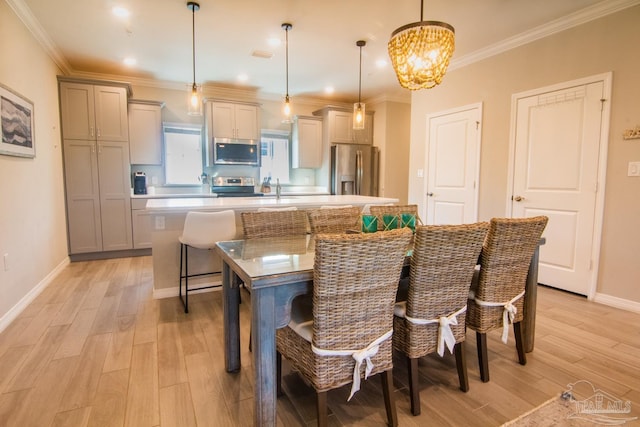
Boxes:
[146,194,398,297]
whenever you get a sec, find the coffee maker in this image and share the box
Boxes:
[133,172,147,195]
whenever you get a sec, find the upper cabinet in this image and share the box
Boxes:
[292,115,323,169]
[128,100,164,165]
[313,106,373,145]
[209,101,259,140]
[59,81,129,142]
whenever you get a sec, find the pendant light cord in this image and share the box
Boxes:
[285,25,289,97]
[192,4,196,87]
[420,0,424,21]
[358,44,362,105]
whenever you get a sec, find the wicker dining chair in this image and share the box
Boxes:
[307,206,362,234]
[467,216,548,382]
[241,209,309,238]
[276,228,413,427]
[369,204,422,230]
[393,223,488,416]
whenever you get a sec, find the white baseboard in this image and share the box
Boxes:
[0,257,70,333]
[593,292,640,313]
[153,280,222,300]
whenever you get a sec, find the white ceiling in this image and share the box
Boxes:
[11,0,638,102]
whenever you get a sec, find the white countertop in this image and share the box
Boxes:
[144,195,398,213]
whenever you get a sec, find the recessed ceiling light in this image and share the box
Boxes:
[324,86,335,95]
[375,59,387,68]
[237,73,249,82]
[267,37,281,47]
[123,57,136,66]
[112,6,130,18]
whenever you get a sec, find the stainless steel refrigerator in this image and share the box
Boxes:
[330,144,379,196]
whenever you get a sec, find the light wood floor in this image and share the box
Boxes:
[1,256,639,426]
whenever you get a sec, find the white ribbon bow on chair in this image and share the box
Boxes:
[312,329,393,401]
[473,290,525,344]
[406,305,467,356]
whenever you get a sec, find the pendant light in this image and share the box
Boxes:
[282,23,293,123]
[187,1,202,116]
[388,0,455,90]
[353,40,366,130]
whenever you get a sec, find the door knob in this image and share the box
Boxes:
[427,192,434,197]
[513,195,524,202]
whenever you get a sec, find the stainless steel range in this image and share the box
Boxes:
[211,176,263,197]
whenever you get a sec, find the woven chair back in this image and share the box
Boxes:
[468,216,548,331]
[241,210,310,239]
[393,223,488,357]
[313,228,412,352]
[308,206,362,234]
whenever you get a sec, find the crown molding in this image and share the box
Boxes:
[6,0,71,74]
[11,0,640,100]
[450,0,640,71]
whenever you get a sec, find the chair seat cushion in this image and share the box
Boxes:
[394,301,407,318]
[287,295,313,342]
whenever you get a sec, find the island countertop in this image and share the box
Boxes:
[144,194,398,213]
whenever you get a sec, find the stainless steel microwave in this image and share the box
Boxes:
[212,138,260,166]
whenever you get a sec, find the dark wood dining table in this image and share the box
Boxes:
[215,234,544,427]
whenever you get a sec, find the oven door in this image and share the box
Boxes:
[213,138,260,166]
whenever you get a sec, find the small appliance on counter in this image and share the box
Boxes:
[211,176,263,197]
[133,171,147,195]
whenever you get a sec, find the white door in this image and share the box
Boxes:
[509,74,611,297]
[425,104,481,225]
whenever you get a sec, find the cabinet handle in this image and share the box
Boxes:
[97,128,101,138]
[90,127,94,137]
[98,144,102,154]
[92,144,96,153]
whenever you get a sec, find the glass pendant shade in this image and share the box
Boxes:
[353,103,365,130]
[283,94,292,119]
[188,83,202,116]
[388,20,455,90]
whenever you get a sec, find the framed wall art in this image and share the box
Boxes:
[0,83,35,158]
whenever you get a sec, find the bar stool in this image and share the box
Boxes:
[179,210,237,313]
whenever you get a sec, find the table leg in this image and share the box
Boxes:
[523,245,541,353]
[222,261,241,373]
[252,287,277,426]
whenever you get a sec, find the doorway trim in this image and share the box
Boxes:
[505,72,612,300]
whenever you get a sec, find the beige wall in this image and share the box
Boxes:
[0,2,67,323]
[408,6,640,303]
[371,100,412,203]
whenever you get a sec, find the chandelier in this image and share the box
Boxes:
[388,0,455,90]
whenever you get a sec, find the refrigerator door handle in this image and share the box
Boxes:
[356,150,362,195]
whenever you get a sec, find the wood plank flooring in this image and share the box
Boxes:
[1,255,639,426]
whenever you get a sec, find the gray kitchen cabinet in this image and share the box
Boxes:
[59,78,133,254]
[59,80,129,142]
[131,199,152,249]
[292,115,323,168]
[209,101,259,140]
[313,106,374,145]
[128,100,164,165]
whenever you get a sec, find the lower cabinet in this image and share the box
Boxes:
[131,199,152,249]
[63,139,133,253]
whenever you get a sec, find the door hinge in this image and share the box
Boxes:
[475,121,480,130]
[600,98,606,112]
